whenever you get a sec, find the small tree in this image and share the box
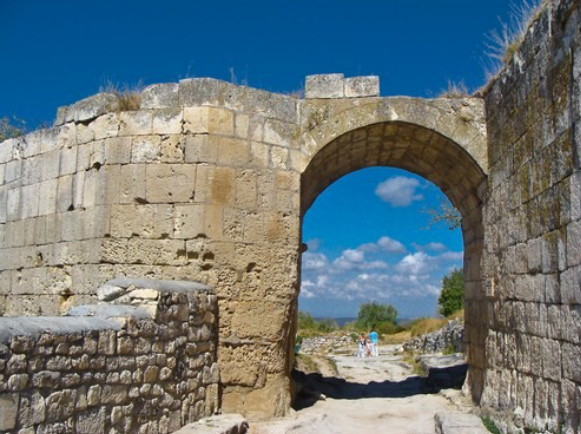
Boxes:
[355,302,398,330]
[422,199,462,230]
[438,268,464,317]
[0,116,26,142]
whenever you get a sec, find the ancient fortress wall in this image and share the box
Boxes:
[0,279,218,432]
[481,0,581,432]
[0,0,580,428]
[0,79,305,419]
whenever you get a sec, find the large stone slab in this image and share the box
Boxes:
[434,412,488,434]
[174,414,248,434]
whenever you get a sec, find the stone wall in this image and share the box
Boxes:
[0,279,218,433]
[481,0,581,432]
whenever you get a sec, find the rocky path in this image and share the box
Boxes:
[249,345,474,434]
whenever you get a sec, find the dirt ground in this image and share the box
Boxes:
[248,345,474,434]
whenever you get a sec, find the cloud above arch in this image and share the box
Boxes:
[375,176,424,207]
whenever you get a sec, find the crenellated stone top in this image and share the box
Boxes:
[304,73,380,99]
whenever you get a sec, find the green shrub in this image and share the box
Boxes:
[438,268,464,317]
[355,302,397,331]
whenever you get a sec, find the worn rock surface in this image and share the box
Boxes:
[0,0,579,428]
[0,279,218,433]
[250,345,475,434]
[404,321,465,354]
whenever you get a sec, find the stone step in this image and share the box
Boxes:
[174,414,248,434]
[435,412,489,434]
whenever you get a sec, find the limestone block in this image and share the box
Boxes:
[140,83,179,109]
[118,164,146,204]
[45,126,73,155]
[82,169,107,208]
[235,113,250,138]
[250,141,269,167]
[203,205,224,240]
[76,143,91,172]
[131,135,161,163]
[72,170,86,210]
[208,166,235,205]
[344,76,380,98]
[38,179,58,216]
[5,159,22,184]
[76,408,106,434]
[104,137,132,164]
[56,176,73,213]
[152,107,183,134]
[22,157,42,185]
[185,135,217,164]
[126,238,186,265]
[90,139,105,169]
[18,391,46,426]
[5,188,20,222]
[560,265,581,304]
[216,137,249,166]
[174,414,248,434]
[0,138,15,163]
[270,146,289,169]
[91,113,120,141]
[434,412,489,434]
[77,122,95,144]
[5,295,61,315]
[275,171,299,191]
[183,106,234,135]
[566,219,581,267]
[56,93,117,125]
[305,73,344,99]
[159,134,185,163]
[21,183,40,219]
[145,164,196,203]
[0,393,19,430]
[230,301,287,339]
[111,204,173,238]
[235,170,257,209]
[119,110,153,136]
[173,204,205,239]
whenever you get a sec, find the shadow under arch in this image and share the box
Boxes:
[299,120,488,402]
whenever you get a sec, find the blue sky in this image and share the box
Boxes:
[301,168,463,319]
[1,1,514,318]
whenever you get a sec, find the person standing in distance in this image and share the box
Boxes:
[369,330,379,357]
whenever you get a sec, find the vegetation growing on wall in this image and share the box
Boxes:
[0,116,26,142]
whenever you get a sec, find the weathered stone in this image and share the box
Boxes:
[305,74,344,99]
[344,76,380,98]
[0,393,19,430]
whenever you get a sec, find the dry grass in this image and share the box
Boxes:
[437,81,470,99]
[484,0,545,77]
[408,317,448,337]
[99,80,143,112]
[383,330,412,344]
[446,308,464,321]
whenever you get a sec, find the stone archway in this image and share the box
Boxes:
[299,118,488,401]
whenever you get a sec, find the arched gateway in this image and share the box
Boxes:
[0,74,489,419]
[3,4,581,426]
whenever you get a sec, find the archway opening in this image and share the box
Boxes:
[296,121,487,403]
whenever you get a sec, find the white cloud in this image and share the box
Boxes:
[357,236,406,254]
[342,249,364,263]
[302,252,329,270]
[377,236,407,253]
[413,242,447,252]
[396,252,433,275]
[437,251,463,262]
[375,176,424,207]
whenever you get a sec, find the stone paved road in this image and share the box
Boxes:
[249,346,471,434]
